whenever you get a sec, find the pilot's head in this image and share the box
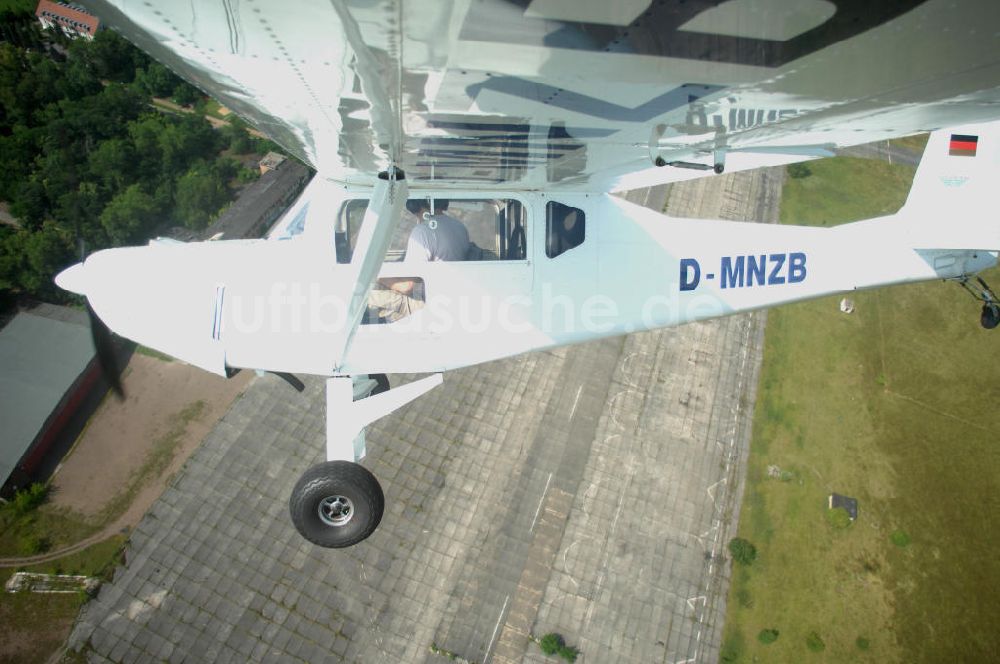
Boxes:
[406,198,449,218]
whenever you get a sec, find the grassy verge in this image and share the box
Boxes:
[136,344,174,362]
[0,503,99,558]
[0,535,126,664]
[722,153,1000,662]
[201,97,229,119]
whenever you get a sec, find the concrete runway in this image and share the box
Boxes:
[70,167,783,663]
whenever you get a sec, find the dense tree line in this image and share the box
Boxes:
[0,26,270,306]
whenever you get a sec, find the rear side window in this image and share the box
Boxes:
[545,202,585,258]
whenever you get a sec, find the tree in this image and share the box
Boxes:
[175,162,230,229]
[728,537,758,566]
[134,61,179,98]
[0,10,44,50]
[127,113,166,181]
[88,138,136,191]
[158,114,219,175]
[171,79,201,106]
[70,29,143,83]
[55,182,106,246]
[0,226,25,293]
[3,222,74,298]
[9,176,48,230]
[222,120,254,154]
[100,184,160,245]
[0,124,40,200]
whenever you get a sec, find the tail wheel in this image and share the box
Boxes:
[289,461,384,548]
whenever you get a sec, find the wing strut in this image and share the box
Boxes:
[326,373,443,462]
[332,171,408,371]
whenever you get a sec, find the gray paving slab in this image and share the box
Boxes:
[68,170,780,664]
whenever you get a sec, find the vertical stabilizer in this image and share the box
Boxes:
[901,121,1000,250]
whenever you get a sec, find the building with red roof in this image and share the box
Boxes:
[35,1,100,40]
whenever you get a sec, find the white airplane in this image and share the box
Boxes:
[57,0,1000,547]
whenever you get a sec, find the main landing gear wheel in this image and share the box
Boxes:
[982,304,1000,329]
[289,461,384,548]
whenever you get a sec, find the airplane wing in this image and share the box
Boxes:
[81,0,1000,191]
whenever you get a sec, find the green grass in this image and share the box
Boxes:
[201,98,228,119]
[0,535,126,664]
[722,155,1000,662]
[0,504,99,557]
[780,155,915,226]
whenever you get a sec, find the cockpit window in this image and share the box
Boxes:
[385,197,527,262]
[336,197,528,264]
[545,201,585,258]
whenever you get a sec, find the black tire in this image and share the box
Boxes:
[289,461,384,548]
[982,304,1000,330]
[370,373,390,396]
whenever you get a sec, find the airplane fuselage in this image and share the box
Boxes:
[66,176,996,381]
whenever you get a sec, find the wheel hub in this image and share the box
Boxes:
[318,495,354,526]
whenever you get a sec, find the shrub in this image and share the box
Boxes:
[18,534,50,555]
[537,633,578,662]
[788,162,812,179]
[558,644,579,662]
[806,631,826,652]
[856,636,871,650]
[890,530,911,547]
[826,507,852,529]
[539,633,563,656]
[758,628,779,644]
[13,483,49,515]
[728,537,757,566]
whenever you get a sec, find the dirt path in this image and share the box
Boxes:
[0,354,252,568]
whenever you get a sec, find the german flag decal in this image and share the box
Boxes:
[949,134,979,156]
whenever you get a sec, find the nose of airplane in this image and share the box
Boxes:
[51,245,230,377]
[55,261,88,296]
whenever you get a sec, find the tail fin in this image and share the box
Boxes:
[901,121,1000,250]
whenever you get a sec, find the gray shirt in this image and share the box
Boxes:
[405,214,470,262]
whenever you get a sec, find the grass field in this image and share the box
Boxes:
[0,535,126,664]
[721,152,1000,662]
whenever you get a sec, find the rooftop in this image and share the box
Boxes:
[0,303,94,487]
[35,1,100,38]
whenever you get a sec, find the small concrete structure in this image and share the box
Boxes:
[829,492,859,520]
[258,151,286,175]
[6,572,101,595]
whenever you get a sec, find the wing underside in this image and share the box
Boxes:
[82,0,1000,191]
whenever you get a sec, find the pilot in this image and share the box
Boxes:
[403,198,470,262]
[368,198,470,322]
